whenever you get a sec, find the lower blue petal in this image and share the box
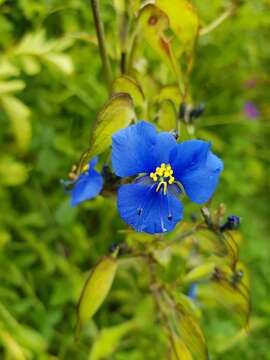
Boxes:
[117,183,183,234]
[71,168,103,206]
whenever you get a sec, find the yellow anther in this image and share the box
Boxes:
[156,168,163,176]
[82,164,90,172]
[150,163,175,194]
[150,172,158,181]
[164,171,170,178]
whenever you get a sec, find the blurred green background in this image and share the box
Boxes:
[0,0,269,359]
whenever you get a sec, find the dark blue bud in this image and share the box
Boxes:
[220,215,241,232]
[179,102,187,119]
[109,243,118,253]
[190,212,198,223]
[190,103,205,120]
[102,165,121,185]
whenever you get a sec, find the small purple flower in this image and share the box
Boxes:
[244,102,260,119]
[244,78,257,89]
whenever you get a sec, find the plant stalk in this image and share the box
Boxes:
[90,0,112,92]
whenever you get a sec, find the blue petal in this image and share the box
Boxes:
[89,157,98,168]
[179,151,223,204]
[71,168,103,206]
[112,121,157,177]
[117,184,183,234]
[153,132,177,166]
[170,140,211,180]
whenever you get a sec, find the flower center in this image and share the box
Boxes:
[150,163,175,194]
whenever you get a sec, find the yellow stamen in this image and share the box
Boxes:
[150,163,175,194]
[82,164,90,172]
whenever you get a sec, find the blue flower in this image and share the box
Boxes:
[112,121,223,234]
[188,283,197,300]
[67,158,103,207]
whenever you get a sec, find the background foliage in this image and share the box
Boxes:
[0,0,269,359]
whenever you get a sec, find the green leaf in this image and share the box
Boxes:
[137,4,182,81]
[0,328,27,360]
[0,304,47,353]
[0,156,28,186]
[76,256,118,338]
[157,99,177,131]
[183,262,216,284]
[43,53,74,75]
[156,0,199,54]
[14,30,53,56]
[0,80,25,95]
[170,332,193,360]
[20,55,41,75]
[175,307,208,360]
[112,75,145,110]
[89,321,136,360]
[1,95,31,151]
[198,263,251,328]
[156,85,183,105]
[0,60,20,78]
[78,93,135,171]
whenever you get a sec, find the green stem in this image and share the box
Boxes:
[199,5,236,37]
[90,0,112,92]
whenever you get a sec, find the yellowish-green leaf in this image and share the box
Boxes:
[0,328,27,360]
[0,80,25,95]
[14,30,53,56]
[198,263,251,328]
[170,332,193,360]
[20,55,41,75]
[1,95,31,151]
[184,262,216,284]
[0,60,19,78]
[157,99,177,131]
[0,303,46,355]
[112,75,145,109]
[79,93,135,170]
[0,156,28,186]
[44,53,74,75]
[89,320,136,360]
[137,4,182,81]
[176,308,208,360]
[156,85,182,106]
[215,317,266,353]
[156,0,199,54]
[76,256,118,337]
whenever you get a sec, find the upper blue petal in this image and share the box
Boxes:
[71,168,103,206]
[170,141,223,204]
[112,121,157,177]
[153,131,177,165]
[117,183,183,234]
[112,121,177,177]
[170,140,211,179]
